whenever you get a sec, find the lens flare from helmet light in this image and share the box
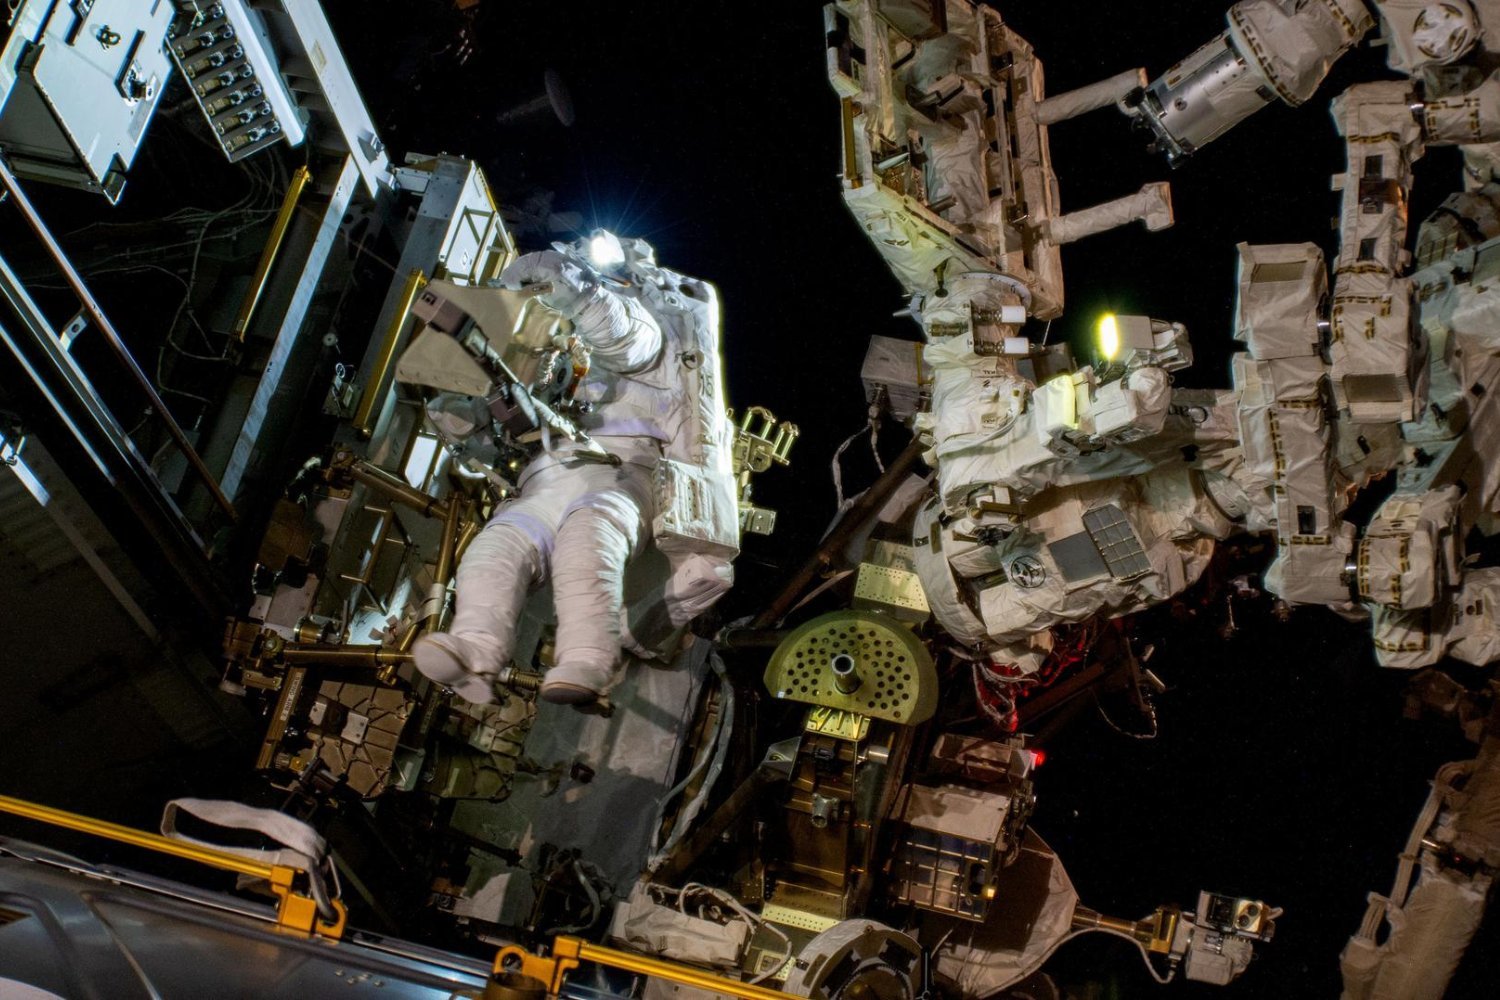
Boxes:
[589,231,625,268]
[1098,313,1120,361]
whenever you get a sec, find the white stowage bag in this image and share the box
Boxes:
[932,830,1079,997]
[1233,241,1325,359]
[915,335,1030,508]
[1342,869,1487,1000]
[1448,568,1500,665]
[1422,70,1500,146]
[1358,487,1462,610]
[608,884,750,970]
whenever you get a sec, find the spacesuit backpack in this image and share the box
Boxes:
[612,242,740,566]
[596,239,740,639]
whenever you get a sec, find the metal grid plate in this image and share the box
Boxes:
[1081,504,1151,580]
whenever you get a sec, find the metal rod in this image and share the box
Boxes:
[715,627,791,651]
[1071,906,1150,940]
[0,794,276,882]
[0,154,238,522]
[567,938,804,1000]
[455,516,481,563]
[1016,661,1109,726]
[0,270,227,616]
[649,767,779,886]
[752,438,926,627]
[428,494,464,633]
[233,164,311,341]
[279,645,413,668]
[346,457,450,518]
[354,268,427,438]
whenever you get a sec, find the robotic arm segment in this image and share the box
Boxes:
[1343,716,1500,998]
[1419,73,1500,144]
[1373,0,1481,73]
[1126,0,1373,163]
[1034,67,1148,125]
[1043,183,1175,244]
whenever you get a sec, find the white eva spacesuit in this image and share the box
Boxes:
[414,237,738,706]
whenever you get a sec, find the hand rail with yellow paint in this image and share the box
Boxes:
[232,163,312,342]
[354,267,429,438]
[0,794,347,938]
[494,936,804,1000]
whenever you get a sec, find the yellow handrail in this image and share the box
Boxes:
[233,164,312,341]
[354,267,428,438]
[495,936,803,1000]
[0,794,346,938]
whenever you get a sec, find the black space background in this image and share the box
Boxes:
[5,0,1497,995]
[328,2,1499,996]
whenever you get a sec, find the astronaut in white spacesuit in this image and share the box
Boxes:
[414,237,737,707]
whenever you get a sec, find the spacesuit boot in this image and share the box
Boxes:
[540,477,650,703]
[414,459,653,706]
[412,513,545,704]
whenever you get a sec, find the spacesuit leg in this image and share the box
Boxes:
[541,463,654,704]
[413,504,555,704]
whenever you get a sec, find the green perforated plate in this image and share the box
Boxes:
[764,611,937,725]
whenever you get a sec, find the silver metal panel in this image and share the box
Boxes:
[270,0,391,194]
[0,434,159,639]
[219,154,360,501]
[348,156,497,452]
[167,0,309,161]
[0,0,175,200]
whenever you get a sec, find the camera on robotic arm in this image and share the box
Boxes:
[1095,313,1193,378]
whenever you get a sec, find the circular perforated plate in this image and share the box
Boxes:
[764,611,937,725]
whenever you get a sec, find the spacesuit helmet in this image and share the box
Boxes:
[564,229,656,277]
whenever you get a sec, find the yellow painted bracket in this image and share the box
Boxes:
[354,267,429,438]
[0,794,346,938]
[495,936,804,1000]
[234,164,312,341]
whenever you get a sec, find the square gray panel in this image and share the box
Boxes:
[1048,530,1110,584]
[1082,504,1151,580]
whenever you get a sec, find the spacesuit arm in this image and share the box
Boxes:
[499,250,663,374]
[571,285,664,374]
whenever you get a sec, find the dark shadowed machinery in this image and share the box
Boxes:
[2,3,1500,999]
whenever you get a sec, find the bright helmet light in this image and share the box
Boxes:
[1098,313,1120,361]
[588,230,625,269]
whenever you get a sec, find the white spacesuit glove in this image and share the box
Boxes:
[499,249,599,317]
